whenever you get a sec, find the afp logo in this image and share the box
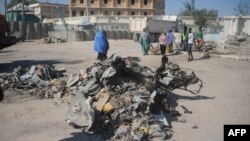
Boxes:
[224,125,250,141]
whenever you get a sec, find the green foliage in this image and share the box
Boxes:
[180,0,218,26]
[180,0,195,16]
[194,9,218,26]
[234,0,249,15]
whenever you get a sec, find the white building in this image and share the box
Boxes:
[29,2,69,19]
[223,15,250,36]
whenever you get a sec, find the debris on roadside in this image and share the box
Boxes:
[65,54,203,140]
[192,124,198,129]
[181,105,193,114]
[0,64,68,99]
[0,54,203,140]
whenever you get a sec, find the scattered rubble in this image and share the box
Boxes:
[212,35,250,61]
[224,35,240,47]
[0,64,68,99]
[218,35,249,49]
[0,55,203,140]
[181,105,193,114]
[192,124,198,129]
[65,55,202,140]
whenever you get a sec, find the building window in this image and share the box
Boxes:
[90,11,95,15]
[72,0,76,3]
[144,12,147,15]
[72,11,76,16]
[91,0,94,3]
[80,0,84,3]
[117,0,121,4]
[80,11,84,16]
[144,0,148,5]
[117,11,121,15]
[131,0,135,5]
[104,0,107,4]
[131,11,135,15]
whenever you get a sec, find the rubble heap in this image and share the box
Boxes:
[65,55,203,140]
[0,55,202,140]
[0,64,68,98]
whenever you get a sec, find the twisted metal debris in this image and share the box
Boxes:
[65,55,203,140]
[0,55,202,140]
[0,64,67,99]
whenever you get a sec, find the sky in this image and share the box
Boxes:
[1,0,249,17]
[166,0,250,17]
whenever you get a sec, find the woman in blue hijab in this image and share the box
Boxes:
[94,30,109,61]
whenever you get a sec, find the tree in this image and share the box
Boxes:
[194,9,218,26]
[180,0,218,26]
[234,0,249,15]
[180,0,195,16]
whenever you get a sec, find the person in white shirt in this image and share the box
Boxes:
[187,28,194,61]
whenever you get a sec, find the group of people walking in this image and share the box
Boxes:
[138,25,203,62]
[138,28,175,56]
[93,25,203,62]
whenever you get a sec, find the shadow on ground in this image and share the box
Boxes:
[59,132,102,141]
[0,50,18,54]
[165,90,215,128]
[0,59,84,73]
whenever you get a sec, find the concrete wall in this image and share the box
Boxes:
[204,34,221,42]
[223,16,250,36]
[241,18,250,35]
[44,15,180,33]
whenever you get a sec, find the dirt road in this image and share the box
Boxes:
[0,40,250,141]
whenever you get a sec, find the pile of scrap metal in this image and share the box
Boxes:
[65,55,203,140]
[0,64,67,99]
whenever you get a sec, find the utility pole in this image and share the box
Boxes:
[10,0,13,21]
[86,0,90,22]
[22,0,24,22]
[4,0,7,16]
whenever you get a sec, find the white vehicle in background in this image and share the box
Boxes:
[130,15,182,43]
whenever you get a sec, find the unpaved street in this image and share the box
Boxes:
[0,40,250,141]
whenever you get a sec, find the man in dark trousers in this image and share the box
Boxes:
[181,25,188,51]
[187,27,194,61]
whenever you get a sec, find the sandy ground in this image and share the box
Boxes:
[0,40,250,141]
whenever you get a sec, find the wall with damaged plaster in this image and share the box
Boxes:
[223,16,250,36]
